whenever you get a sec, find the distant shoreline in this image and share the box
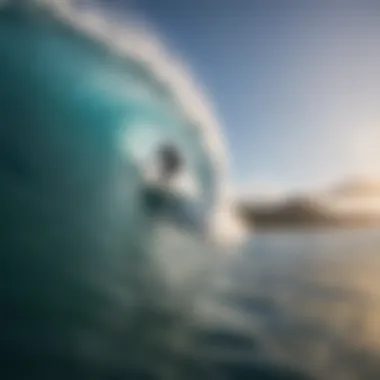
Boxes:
[252,223,380,233]
[237,177,380,233]
[238,204,380,232]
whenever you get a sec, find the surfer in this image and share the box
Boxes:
[158,144,182,181]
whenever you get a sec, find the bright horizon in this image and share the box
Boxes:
[81,0,380,199]
[127,1,380,195]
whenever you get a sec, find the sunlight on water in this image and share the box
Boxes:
[219,228,380,379]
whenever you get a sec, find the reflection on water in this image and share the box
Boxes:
[204,228,380,380]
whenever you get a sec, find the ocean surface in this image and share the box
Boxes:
[200,227,380,380]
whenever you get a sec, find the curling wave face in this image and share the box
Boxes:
[0,1,236,379]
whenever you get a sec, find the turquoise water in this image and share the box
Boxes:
[0,6,218,379]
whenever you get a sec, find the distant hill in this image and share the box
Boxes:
[238,177,380,230]
[239,197,336,229]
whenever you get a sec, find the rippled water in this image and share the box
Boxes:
[200,228,380,380]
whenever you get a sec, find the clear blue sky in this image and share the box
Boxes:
[116,0,380,192]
